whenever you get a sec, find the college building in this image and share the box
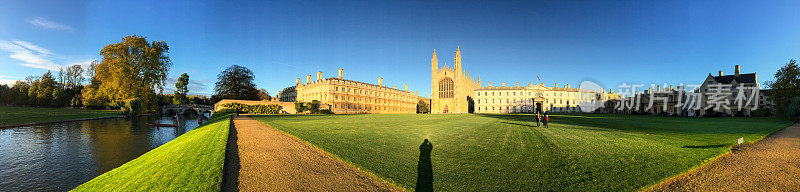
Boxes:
[430,47,616,114]
[280,69,419,114]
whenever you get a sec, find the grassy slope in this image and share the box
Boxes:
[0,106,120,126]
[254,114,793,191]
[71,114,231,192]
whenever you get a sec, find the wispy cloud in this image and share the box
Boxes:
[0,40,93,71]
[164,77,213,96]
[28,17,73,32]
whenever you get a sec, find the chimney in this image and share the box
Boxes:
[393,85,397,89]
[718,71,723,76]
[296,78,301,85]
[554,83,558,88]
[566,84,570,88]
[515,82,519,87]
[501,82,506,87]
[306,75,312,84]
[405,84,408,91]
[735,65,740,76]
[488,82,492,87]
[670,85,674,91]
[378,77,383,86]
[529,82,533,87]
[338,69,344,79]
[316,71,322,81]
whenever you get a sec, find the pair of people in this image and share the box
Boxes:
[535,112,549,128]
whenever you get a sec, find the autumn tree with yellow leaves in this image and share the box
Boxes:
[82,35,172,112]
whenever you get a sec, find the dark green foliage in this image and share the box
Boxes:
[221,102,281,114]
[173,73,190,105]
[417,100,430,114]
[750,108,771,117]
[212,65,259,102]
[785,96,800,119]
[121,99,141,115]
[308,100,320,114]
[767,60,800,117]
[317,109,334,114]
[294,101,306,114]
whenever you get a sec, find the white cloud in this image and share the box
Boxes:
[164,77,212,96]
[0,79,19,85]
[28,17,73,32]
[0,40,92,71]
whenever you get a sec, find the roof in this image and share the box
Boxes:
[712,73,756,84]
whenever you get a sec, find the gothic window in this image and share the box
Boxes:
[438,77,454,98]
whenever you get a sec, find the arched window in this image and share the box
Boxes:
[438,77,454,98]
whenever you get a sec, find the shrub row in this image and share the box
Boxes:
[220,103,282,114]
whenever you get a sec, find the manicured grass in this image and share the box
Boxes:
[253,114,794,191]
[0,106,120,126]
[71,114,232,191]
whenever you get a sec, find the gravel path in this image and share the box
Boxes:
[224,116,403,192]
[647,122,800,191]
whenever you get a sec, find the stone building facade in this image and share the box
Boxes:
[698,65,759,116]
[474,82,607,113]
[430,47,613,114]
[430,47,480,114]
[291,69,418,114]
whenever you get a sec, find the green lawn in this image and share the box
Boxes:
[253,113,794,191]
[71,114,232,191]
[0,106,120,126]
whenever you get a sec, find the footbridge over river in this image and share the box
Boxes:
[162,104,213,116]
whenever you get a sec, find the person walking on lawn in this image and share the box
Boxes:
[544,113,550,128]
[535,112,541,127]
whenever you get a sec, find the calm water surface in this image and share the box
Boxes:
[0,115,206,191]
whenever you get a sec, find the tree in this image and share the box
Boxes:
[308,100,320,114]
[417,100,430,114]
[82,35,172,111]
[212,65,259,102]
[294,101,306,114]
[64,64,85,88]
[258,89,272,101]
[173,73,190,105]
[767,59,800,117]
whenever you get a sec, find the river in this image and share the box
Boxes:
[0,115,206,191]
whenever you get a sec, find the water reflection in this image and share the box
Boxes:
[0,115,204,191]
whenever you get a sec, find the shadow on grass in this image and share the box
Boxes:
[476,113,786,135]
[501,121,537,128]
[222,116,240,192]
[415,139,433,192]
[682,144,726,149]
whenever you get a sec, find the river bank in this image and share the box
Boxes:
[0,106,121,127]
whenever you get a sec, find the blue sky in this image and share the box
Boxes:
[1,0,799,96]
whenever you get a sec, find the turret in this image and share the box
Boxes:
[431,49,438,71]
[296,78,301,85]
[454,46,462,70]
[515,82,519,87]
[316,71,322,81]
[338,69,343,79]
[405,84,408,91]
[306,75,312,84]
[502,82,506,87]
[379,77,383,86]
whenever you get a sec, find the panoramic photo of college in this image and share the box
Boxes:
[1,1,799,192]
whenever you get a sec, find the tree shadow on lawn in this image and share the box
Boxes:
[476,113,780,136]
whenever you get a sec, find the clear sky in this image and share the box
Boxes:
[1,0,799,96]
